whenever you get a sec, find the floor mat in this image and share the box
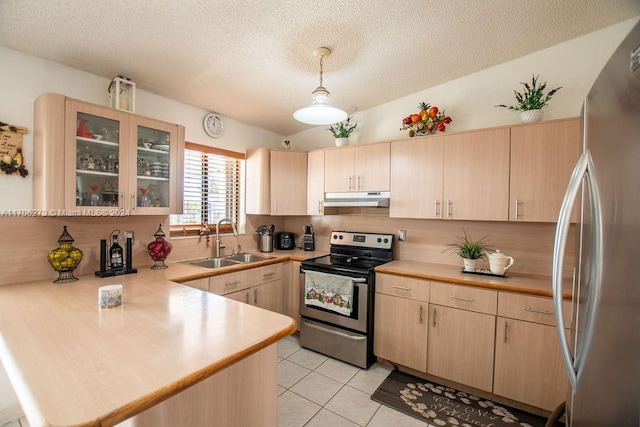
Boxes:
[371,370,557,427]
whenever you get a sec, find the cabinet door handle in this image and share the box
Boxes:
[450,295,474,302]
[391,285,411,291]
[253,288,258,305]
[419,305,423,324]
[225,280,241,287]
[121,192,126,209]
[263,272,275,280]
[503,321,508,343]
[434,200,440,217]
[447,200,452,218]
[245,291,250,304]
[524,307,553,315]
[514,199,520,219]
[318,200,322,214]
[357,175,362,190]
[432,307,437,327]
[131,193,136,210]
[348,176,353,191]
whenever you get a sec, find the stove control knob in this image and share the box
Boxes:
[339,235,343,239]
[377,237,382,243]
[383,238,389,243]
[333,234,338,239]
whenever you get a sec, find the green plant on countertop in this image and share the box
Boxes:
[327,116,357,138]
[445,229,490,260]
[495,74,562,111]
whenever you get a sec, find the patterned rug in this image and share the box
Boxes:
[371,370,557,427]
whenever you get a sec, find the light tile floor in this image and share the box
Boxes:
[278,334,433,427]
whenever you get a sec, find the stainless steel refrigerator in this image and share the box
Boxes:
[552,19,640,426]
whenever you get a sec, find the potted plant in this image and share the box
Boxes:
[495,74,562,123]
[445,229,490,272]
[327,116,357,146]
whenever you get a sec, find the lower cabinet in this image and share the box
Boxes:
[374,274,429,372]
[206,263,286,315]
[290,261,303,331]
[493,293,571,411]
[181,277,209,291]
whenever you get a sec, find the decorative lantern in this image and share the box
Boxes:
[47,226,84,283]
[108,75,136,112]
[147,223,172,269]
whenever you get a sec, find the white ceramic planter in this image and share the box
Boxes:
[462,258,478,272]
[520,109,544,123]
[335,137,350,146]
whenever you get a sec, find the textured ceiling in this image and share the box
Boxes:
[0,0,639,136]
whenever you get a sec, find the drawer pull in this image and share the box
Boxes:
[419,305,423,324]
[254,289,258,305]
[391,285,411,291]
[432,307,437,327]
[503,321,508,343]
[225,280,241,287]
[450,295,474,302]
[263,272,276,279]
[524,307,553,315]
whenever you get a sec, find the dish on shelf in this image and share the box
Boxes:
[151,144,170,152]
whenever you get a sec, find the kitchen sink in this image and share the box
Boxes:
[191,258,240,269]
[188,253,274,269]
[225,253,274,263]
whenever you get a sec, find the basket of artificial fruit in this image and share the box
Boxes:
[401,102,452,137]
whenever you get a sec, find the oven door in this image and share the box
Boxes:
[300,269,369,333]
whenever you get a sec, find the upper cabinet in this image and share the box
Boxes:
[270,151,307,215]
[307,150,325,215]
[324,143,390,193]
[245,148,307,216]
[391,128,510,221]
[33,93,184,215]
[390,136,444,219]
[509,118,581,222]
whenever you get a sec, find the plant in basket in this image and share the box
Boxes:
[401,102,452,137]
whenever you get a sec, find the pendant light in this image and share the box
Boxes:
[294,47,348,125]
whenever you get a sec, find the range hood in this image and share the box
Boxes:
[324,192,390,208]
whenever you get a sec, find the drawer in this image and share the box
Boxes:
[498,292,571,326]
[209,270,249,295]
[376,273,430,302]
[247,263,284,285]
[430,281,497,315]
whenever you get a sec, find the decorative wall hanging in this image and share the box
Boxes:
[0,121,29,177]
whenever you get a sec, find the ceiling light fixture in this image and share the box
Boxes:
[294,47,348,126]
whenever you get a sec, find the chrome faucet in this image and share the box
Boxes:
[215,218,238,258]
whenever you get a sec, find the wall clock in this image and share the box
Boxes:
[203,113,224,138]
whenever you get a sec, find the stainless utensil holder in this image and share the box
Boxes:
[259,235,273,252]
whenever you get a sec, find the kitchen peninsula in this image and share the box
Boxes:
[0,267,296,427]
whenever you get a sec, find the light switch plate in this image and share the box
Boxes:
[398,230,406,241]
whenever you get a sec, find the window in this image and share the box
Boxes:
[170,142,244,235]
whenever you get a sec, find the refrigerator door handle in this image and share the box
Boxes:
[553,151,603,392]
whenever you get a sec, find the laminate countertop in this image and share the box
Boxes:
[0,266,297,426]
[375,260,573,300]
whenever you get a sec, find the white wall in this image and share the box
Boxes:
[289,17,640,150]
[0,46,285,210]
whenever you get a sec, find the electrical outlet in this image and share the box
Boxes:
[398,230,406,242]
[125,231,134,243]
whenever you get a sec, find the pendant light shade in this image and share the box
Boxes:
[294,47,348,125]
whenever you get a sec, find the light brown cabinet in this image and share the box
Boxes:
[306,150,325,215]
[427,282,497,392]
[493,292,571,411]
[442,128,510,221]
[509,118,581,222]
[34,93,184,214]
[288,261,303,331]
[211,263,285,315]
[324,143,390,193]
[390,136,444,219]
[390,128,509,220]
[245,148,307,215]
[374,274,430,372]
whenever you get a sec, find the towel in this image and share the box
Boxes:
[304,270,354,316]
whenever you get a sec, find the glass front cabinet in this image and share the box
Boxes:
[34,93,184,215]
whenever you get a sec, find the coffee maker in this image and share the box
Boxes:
[303,224,315,251]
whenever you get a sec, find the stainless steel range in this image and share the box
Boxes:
[300,231,394,368]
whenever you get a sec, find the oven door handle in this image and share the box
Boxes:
[300,270,367,283]
[302,320,366,341]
